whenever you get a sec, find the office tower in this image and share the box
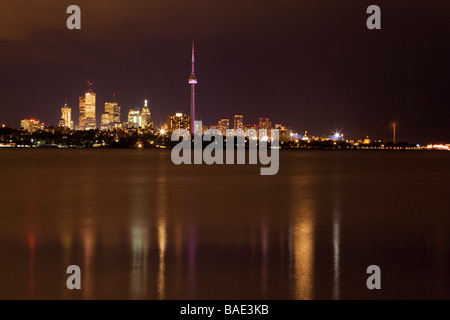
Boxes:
[104,102,115,119]
[78,96,85,129]
[112,103,121,128]
[188,39,198,134]
[101,113,110,130]
[78,82,96,130]
[218,119,229,134]
[234,115,244,130]
[127,100,153,130]
[60,101,73,130]
[259,118,271,130]
[20,119,44,133]
[167,113,190,131]
[102,101,121,130]
[84,90,96,130]
[141,99,152,130]
[274,124,291,142]
[128,108,141,128]
[258,118,271,130]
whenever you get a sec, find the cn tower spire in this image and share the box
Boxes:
[188,39,198,134]
[191,39,195,75]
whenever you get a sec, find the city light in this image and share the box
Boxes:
[427,144,449,151]
[160,128,166,135]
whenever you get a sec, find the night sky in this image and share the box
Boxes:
[0,0,448,144]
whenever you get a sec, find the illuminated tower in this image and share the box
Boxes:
[141,99,152,130]
[84,93,96,130]
[188,39,198,134]
[79,81,96,130]
[234,115,244,130]
[61,100,73,130]
[78,97,85,129]
[258,118,271,130]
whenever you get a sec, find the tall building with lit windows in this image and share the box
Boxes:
[141,99,152,130]
[79,90,96,130]
[128,109,141,128]
[20,119,44,133]
[84,91,96,130]
[258,117,271,130]
[127,100,153,130]
[101,113,110,130]
[78,96,85,129]
[167,113,190,131]
[60,102,73,130]
[112,103,121,127]
[234,115,244,130]
[101,101,121,130]
[217,119,229,135]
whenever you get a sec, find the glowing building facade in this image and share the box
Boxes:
[127,100,153,130]
[234,115,244,130]
[218,119,229,135]
[167,113,190,132]
[101,102,121,130]
[79,90,96,130]
[60,103,73,130]
[258,118,271,130]
[20,119,44,133]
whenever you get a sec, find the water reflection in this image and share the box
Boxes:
[130,223,148,299]
[188,223,196,299]
[156,170,168,300]
[129,165,150,300]
[157,217,167,300]
[27,232,35,299]
[290,174,315,300]
[82,218,95,299]
[260,209,268,298]
[174,222,183,298]
[60,230,72,299]
[81,167,96,300]
[332,161,341,300]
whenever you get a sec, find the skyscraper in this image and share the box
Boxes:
[218,119,229,135]
[188,39,197,134]
[167,113,190,132]
[102,101,121,130]
[258,118,271,130]
[78,83,96,130]
[141,99,152,130]
[20,119,44,133]
[234,115,244,130]
[78,96,85,129]
[100,113,110,130]
[112,103,121,128]
[84,91,96,130]
[128,109,141,128]
[60,101,73,130]
[126,100,152,130]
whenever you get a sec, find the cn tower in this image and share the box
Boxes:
[188,39,197,134]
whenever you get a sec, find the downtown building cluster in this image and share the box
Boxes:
[19,39,294,142]
[9,40,432,149]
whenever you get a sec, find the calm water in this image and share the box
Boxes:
[0,149,449,300]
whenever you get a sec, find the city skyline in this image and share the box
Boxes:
[0,1,449,144]
[7,40,446,143]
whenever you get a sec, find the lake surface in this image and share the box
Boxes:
[0,149,449,299]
